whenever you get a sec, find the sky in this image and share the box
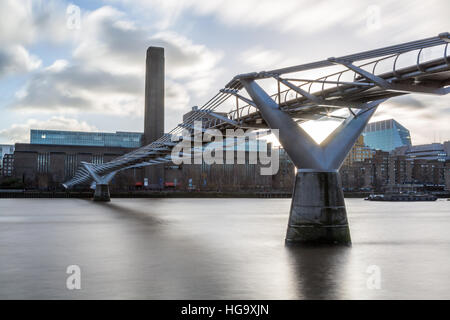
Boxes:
[0,0,449,146]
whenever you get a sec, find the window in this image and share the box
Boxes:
[92,154,103,165]
[64,154,78,178]
[37,153,50,173]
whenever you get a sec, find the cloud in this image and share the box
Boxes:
[10,59,143,114]
[0,116,98,144]
[0,0,79,46]
[149,32,224,98]
[0,0,35,46]
[0,0,79,79]
[9,5,223,130]
[388,96,426,110]
[111,0,363,34]
[371,94,450,144]
[240,47,286,70]
[111,0,449,41]
[0,45,42,78]
[354,0,450,41]
[380,94,450,117]
[72,6,147,75]
[73,7,223,81]
[165,79,191,110]
[150,32,223,79]
[1,0,449,145]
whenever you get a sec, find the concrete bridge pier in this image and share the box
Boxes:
[240,79,382,245]
[93,184,111,202]
[286,170,350,244]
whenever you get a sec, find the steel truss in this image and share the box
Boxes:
[63,32,450,189]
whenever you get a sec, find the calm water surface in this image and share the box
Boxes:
[0,198,449,299]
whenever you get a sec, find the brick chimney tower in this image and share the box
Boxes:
[144,47,165,186]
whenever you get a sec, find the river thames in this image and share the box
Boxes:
[0,198,449,299]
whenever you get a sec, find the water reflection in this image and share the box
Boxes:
[1,198,450,299]
[286,246,351,299]
[90,200,164,226]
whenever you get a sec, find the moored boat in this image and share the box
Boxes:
[365,193,437,201]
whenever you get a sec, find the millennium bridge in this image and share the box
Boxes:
[63,33,450,245]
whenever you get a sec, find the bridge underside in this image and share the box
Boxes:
[63,33,450,244]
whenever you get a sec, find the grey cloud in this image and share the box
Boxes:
[76,7,218,73]
[100,21,149,60]
[10,5,221,117]
[420,112,439,120]
[13,80,92,112]
[11,65,144,112]
[389,96,426,110]
[0,46,41,78]
[385,95,450,120]
[56,66,143,94]
[150,37,202,68]
[102,21,207,68]
[0,51,12,75]
[375,96,435,120]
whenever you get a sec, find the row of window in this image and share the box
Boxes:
[36,153,105,177]
[30,130,143,148]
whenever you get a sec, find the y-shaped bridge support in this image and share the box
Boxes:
[82,162,116,202]
[241,79,383,245]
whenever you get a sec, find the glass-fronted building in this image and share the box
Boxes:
[30,129,143,148]
[363,119,411,152]
[0,144,15,170]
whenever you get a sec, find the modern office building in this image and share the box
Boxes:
[30,129,143,148]
[0,144,15,170]
[392,141,450,162]
[16,130,144,188]
[363,119,412,152]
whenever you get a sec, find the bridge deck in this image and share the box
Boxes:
[63,33,450,188]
